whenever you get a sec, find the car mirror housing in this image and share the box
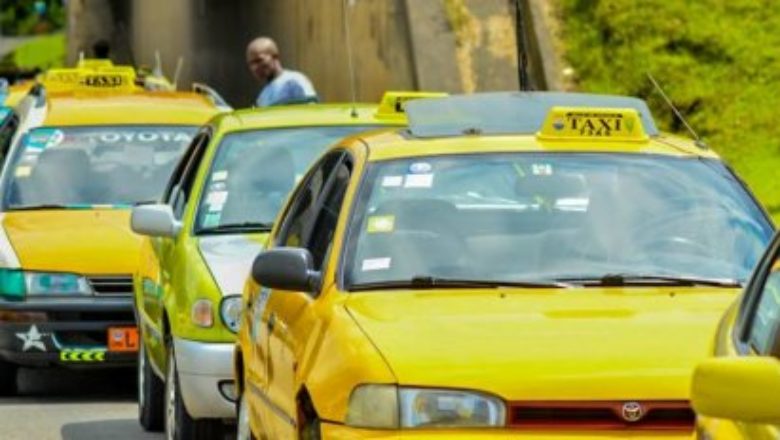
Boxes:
[692,356,780,424]
[251,247,319,293]
[131,204,182,238]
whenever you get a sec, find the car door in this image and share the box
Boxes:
[252,151,348,437]
[139,130,211,367]
[729,235,780,439]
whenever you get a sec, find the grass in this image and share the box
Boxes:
[557,0,780,223]
[9,32,65,70]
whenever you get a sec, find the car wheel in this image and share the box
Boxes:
[138,342,164,431]
[164,341,224,440]
[0,358,17,396]
[236,390,256,440]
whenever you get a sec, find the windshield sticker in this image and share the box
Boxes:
[14,166,31,177]
[362,257,392,271]
[203,211,222,228]
[409,162,432,174]
[94,131,193,144]
[381,175,403,187]
[212,170,228,181]
[206,190,228,206]
[404,173,434,188]
[532,164,553,176]
[26,128,62,150]
[367,215,395,233]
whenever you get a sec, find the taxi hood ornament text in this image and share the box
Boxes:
[621,401,645,422]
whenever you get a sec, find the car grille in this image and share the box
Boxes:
[87,275,133,296]
[508,401,694,431]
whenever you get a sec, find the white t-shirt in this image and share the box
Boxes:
[255,70,317,107]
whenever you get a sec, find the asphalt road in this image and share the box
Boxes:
[0,367,161,440]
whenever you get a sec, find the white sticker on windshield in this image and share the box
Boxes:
[14,166,31,177]
[206,191,228,206]
[532,164,553,175]
[382,175,403,187]
[46,130,65,148]
[361,257,392,271]
[409,162,432,174]
[212,170,228,181]
[404,173,433,188]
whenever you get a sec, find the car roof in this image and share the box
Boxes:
[209,103,406,134]
[340,92,720,162]
[40,91,219,126]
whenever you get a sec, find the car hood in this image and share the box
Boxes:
[197,234,267,295]
[3,210,141,274]
[345,287,737,401]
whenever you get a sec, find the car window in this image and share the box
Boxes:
[344,153,773,287]
[0,111,18,162]
[170,131,210,219]
[163,131,209,205]
[308,158,352,270]
[3,125,197,209]
[276,152,345,250]
[748,254,780,355]
[194,126,372,232]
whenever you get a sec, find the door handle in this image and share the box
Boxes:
[267,313,276,332]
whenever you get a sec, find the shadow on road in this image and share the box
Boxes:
[61,419,161,440]
[12,367,136,401]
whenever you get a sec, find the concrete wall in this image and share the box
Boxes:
[67,1,542,107]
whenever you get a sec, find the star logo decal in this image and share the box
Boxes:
[16,324,48,352]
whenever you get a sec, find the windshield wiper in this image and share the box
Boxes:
[556,274,742,288]
[8,204,71,211]
[350,276,569,291]
[198,221,273,234]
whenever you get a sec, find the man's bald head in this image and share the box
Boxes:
[246,37,282,82]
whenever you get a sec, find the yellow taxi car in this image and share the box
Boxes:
[130,92,443,439]
[0,67,220,396]
[234,92,774,439]
[691,230,780,439]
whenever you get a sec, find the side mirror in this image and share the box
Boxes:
[251,247,320,292]
[691,357,780,424]
[131,204,182,238]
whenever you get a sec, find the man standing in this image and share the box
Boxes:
[246,37,318,107]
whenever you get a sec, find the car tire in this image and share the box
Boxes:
[0,359,17,396]
[138,342,164,431]
[236,389,256,440]
[164,341,224,440]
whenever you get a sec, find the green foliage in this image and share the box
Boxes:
[0,0,65,36]
[11,33,65,69]
[559,0,780,222]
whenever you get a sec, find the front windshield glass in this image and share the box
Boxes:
[194,125,381,233]
[345,153,773,287]
[3,125,196,209]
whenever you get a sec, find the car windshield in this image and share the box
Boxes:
[3,125,196,209]
[195,125,382,232]
[345,153,773,288]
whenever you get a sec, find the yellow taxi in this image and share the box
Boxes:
[691,230,780,439]
[0,66,220,396]
[234,92,774,439]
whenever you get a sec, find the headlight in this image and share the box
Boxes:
[0,269,92,300]
[346,384,506,429]
[220,295,242,333]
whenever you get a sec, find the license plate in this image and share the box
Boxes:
[107,327,139,352]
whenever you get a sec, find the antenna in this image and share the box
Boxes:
[173,57,184,90]
[78,51,85,63]
[646,72,707,149]
[514,0,531,91]
[153,50,163,77]
[342,0,359,118]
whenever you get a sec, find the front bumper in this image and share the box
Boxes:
[321,424,695,439]
[174,337,235,419]
[0,297,136,368]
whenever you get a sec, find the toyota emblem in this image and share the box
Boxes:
[621,402,644,422]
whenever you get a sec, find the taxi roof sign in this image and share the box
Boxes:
[77,59,114,70]
[76,70,136,92]
[41,68,82,92]
[375,91,447,119]
[537,107,649,142]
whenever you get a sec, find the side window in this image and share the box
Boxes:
[0,113,18,162]
[167,131,210,219]
[747,250,780,355]
[307,159,352,270]
[277,152,344,249]
[163,132,207,204]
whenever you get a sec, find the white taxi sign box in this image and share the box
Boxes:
[375,91,448,120]
[537,107,649,143]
